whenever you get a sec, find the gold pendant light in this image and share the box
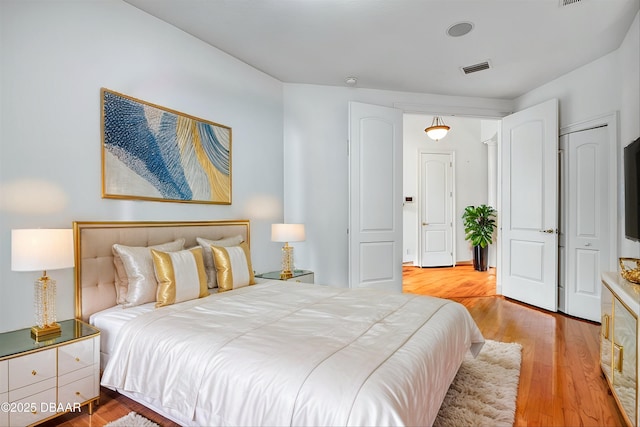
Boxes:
[424,116,450,141]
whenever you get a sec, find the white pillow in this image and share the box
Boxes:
[112,238,185,307]
[196,235,244,288]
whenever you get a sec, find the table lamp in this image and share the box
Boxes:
[271,223,305,279]
[11,229,74,340]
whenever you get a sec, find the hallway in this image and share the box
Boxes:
[402,264,496,298]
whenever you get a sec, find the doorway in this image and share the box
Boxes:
[402,114,500,271]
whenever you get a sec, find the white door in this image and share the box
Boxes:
[419,152,454,267]
[561,126,610,322]
[348,102,403,291]
[501,99,559,311]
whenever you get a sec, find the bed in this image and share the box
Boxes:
[74,220,484,426]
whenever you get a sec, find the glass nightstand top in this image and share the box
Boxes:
[256,270,312,280]
[0,319,99,360]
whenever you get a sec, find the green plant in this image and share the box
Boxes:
[462,204,497,248]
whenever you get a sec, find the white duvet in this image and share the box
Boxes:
[101,280,484,426]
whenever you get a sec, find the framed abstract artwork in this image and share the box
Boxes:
[101,88,232,204]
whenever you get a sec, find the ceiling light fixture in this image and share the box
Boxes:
[447,22,474,37]
[424,116,450,141]
[344,76,357,86]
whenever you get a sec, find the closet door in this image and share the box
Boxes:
[562,125,610,322]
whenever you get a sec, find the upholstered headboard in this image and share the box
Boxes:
[73,220,250,322]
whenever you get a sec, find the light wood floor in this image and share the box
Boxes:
[45,265,625,427]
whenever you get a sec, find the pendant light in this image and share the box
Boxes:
[424,116,450,141]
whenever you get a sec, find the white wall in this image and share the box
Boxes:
[283,84,513,285]
[514,11,640,260]
[2,1,635,332]
[0,0,285,332]
[403,114,497,265]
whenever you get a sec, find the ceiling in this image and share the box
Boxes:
[124,0,639,99]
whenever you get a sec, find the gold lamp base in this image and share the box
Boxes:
[31,323,61,341]
[279,270,293,280]
[280,243,294,280]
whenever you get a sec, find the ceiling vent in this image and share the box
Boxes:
[461,61,491,75]
[560,0,583,6]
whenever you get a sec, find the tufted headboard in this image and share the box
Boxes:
[73,220,250,322]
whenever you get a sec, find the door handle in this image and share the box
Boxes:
[540,229,555,233]
[422,222,428,226]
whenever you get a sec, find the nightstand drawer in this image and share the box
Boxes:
[0,360,7,393]
[8,349,55,390]
[0,391,7,427]
[59,338,95,376]
[8,386,56,427]
[9,377,55,402]
[290,272,314,283]
[59,367,96,406]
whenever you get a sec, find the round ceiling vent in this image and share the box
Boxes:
[447,22,474,37]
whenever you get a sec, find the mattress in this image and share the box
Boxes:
[97,280,484,426]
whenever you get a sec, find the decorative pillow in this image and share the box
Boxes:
[210,242,255,292]
[112,238,185,307]
[151,247,209,308]
[196,235,244,288]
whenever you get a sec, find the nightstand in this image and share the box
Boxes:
[0,319,100,427]
[256,269,314,284]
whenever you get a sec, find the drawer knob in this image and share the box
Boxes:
[75,357,80,362]
[31,370,37,376]
[75,391,80,396]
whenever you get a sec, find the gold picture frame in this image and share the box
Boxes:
[101,88,232,204]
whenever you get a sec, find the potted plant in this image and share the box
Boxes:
[462,204,497,271]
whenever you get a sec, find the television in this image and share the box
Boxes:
[624,136,640,241]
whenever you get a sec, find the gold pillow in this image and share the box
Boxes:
[196,235,244,288]
[151,247,208,308]
[210,242,255,292]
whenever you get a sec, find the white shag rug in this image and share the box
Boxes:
[105,411,160,427]
[434,339,523,427]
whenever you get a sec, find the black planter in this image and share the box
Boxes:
[473,245,488,271]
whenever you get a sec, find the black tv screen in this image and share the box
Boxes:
[624,137,640,241]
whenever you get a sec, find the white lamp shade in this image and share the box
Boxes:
[271,223,306,243]
[11,229,74,272]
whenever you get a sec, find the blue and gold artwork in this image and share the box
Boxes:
[101,88,231,204]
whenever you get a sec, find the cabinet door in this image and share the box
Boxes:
[613,298,637,426]
[600,284,613,383]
